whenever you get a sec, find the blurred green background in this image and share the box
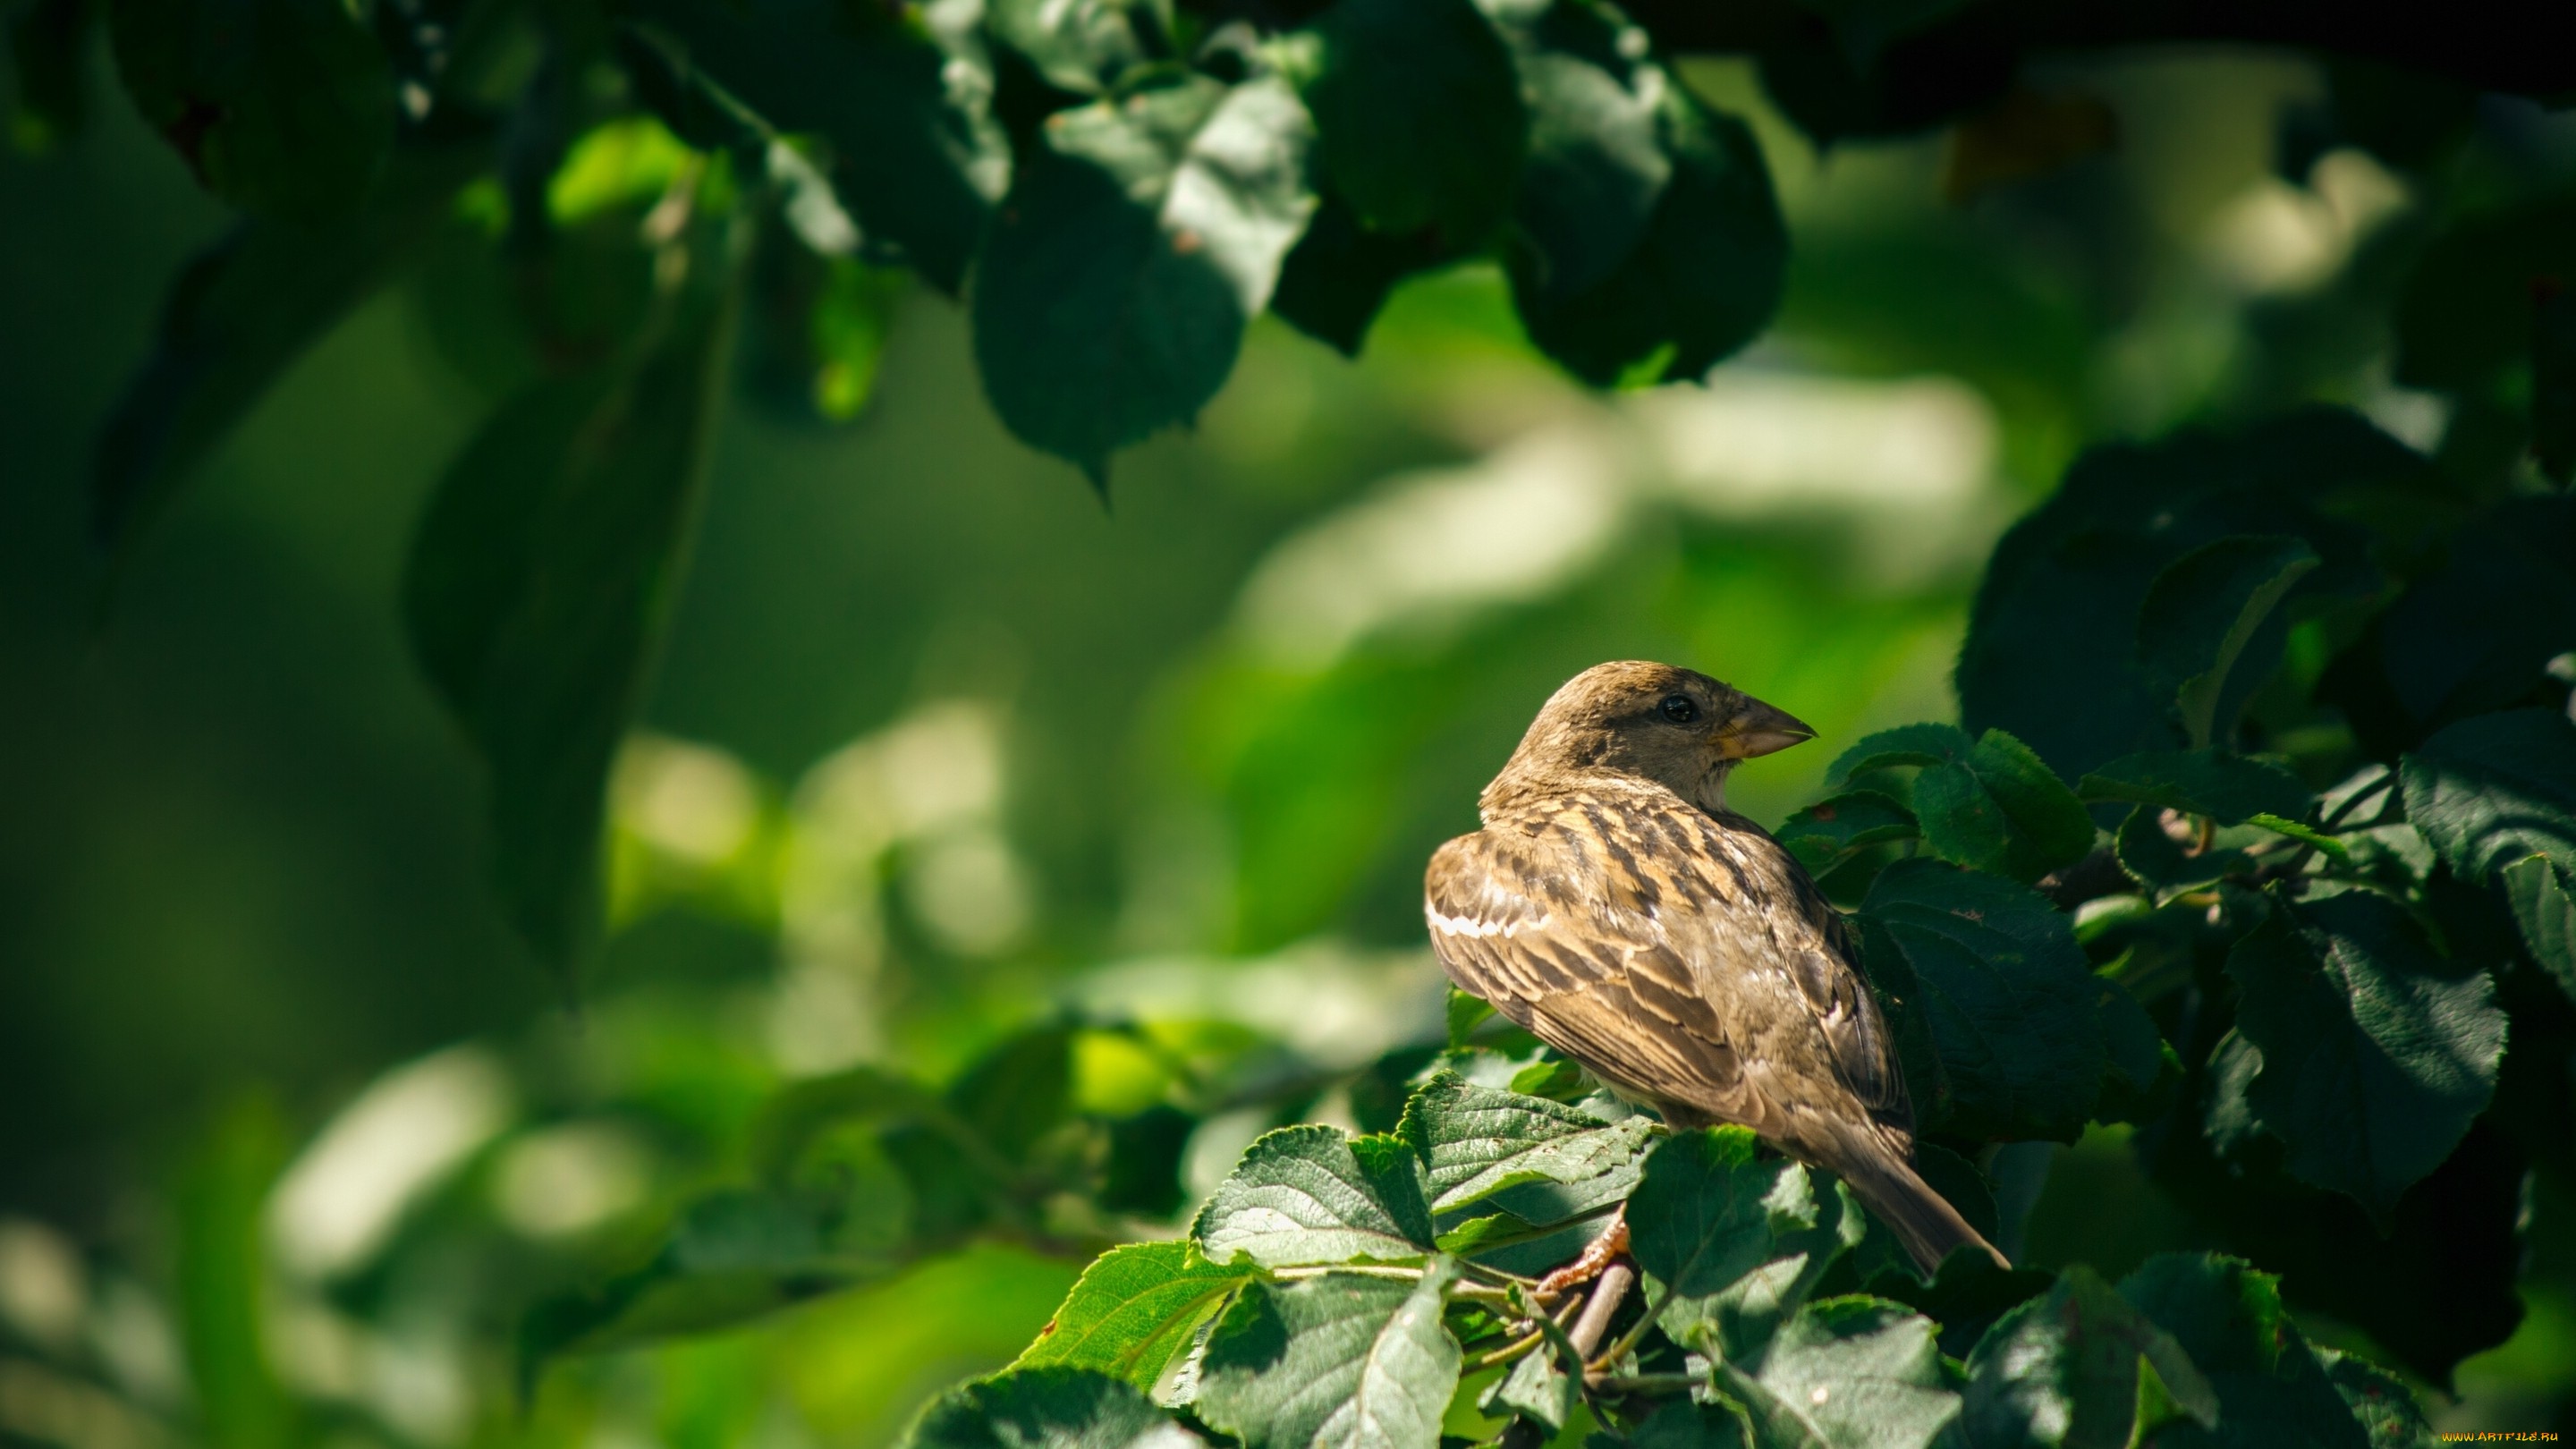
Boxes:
[2,38,2568,1449]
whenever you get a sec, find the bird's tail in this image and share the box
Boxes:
[1818,1123,2009,1275]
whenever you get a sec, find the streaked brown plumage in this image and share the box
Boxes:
[1425,661,2004,1274]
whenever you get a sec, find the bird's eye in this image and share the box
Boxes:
[1659,694,1699,724]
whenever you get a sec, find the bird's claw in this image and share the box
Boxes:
[1537,1211,1630,1296]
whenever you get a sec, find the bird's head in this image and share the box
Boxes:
[1484,661,1814,816]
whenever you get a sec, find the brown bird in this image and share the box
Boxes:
[1424,661,2004,1275]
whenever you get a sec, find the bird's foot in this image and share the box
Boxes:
[1537,1210,1630,1296]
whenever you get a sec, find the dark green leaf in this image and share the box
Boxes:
[2111,805,2255,897]
[2538,284,2576,484]
[521,1190,874,1374]
[1865,1249,2052,1363]
[2316,1351,2436,1449]
[7,0,93,151]
[1858,860,2107,1140]
[971,73,1314,482]
[1961,408,2414,781]
[1821,726,2089,883]
[1959,1266,2216,1449]
[1016,1241,1259,1390]
[1300,0,1523,242]
[2393,193,2576,390]
[108,0,394,220]
[95,142,484,554]
[902,1367,1201,1449]
[1776,791,1919,877]
[1826,724,1977,785]
[1446,989,1498,1050]
[1716,1297,1961,1449]
[402,236,741,976]
[1195,1261,1462,1449]
[1600,1395,1748,1449]
[1481,0,1665,304]
[2116,1254,2368,1449]
[1512,79,1784,385]
[632,0,1006,292]
[1194,1125,1436,1267]
[2224,893,2504,1223]
[950,1024,1077,1159]
[2377,499,2576,730]
[2136,535,2320,750]
[2502,854,2576,1004]
[1396,1072,1649,1217]
[2402,708,2576,887]
[2079,750,2315,828]
[1267,193,1452,357]
[2091,976,2177,1127]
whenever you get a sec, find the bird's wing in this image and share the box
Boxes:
[1424,802,1908,1141]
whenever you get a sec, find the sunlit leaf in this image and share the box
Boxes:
[1195,1260,1462,1449]
[1017,1241,1259,1390]
[1716,1298,1961,1449]
[902,1366,1201,1449]
[1959,1266,2216,1449]
[1195,1126,1436,1267]
[1395,1072,1649,1217]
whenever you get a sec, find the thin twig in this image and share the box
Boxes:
[1584,1284,1665,1377]
[1467,1327,1549,1372]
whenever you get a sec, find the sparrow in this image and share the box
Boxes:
[1424,661,2004,1275]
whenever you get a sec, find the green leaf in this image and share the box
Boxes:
[2503,854,2576,1004]
[1395,1072,1650,1218]
[1960,408,2414,782]
[633,0,1005,292]
[2377,499,2576,727]
[1822,726,2090,883]
[1513,77,1784,385]
[1626,1126,1807,1301]
[1826,724,1976,785]
[1481,0,1666,305]
[1866,1248,2053,1363]
[1301,0,1524,242]
[1016,1241,1259,1391]
[1959,1266,2217,1449]
[1446,989,1498,1050]
[2079,750,2315,827]
[7,0,95,152]
[950,1024,1077,1159]
[1606,1396,1749,1449]
[1195,1125,1436,1267]
[2110,804,2254,897]
[2316,1351,2436,1449]
[971,72,1315,482]
[521,1190,872,1374]
[108,0,394,221]
[402,238,741,977]
[2393,192,2576,391]
[94,142,484,554]
[2116,1254,2369,1449]
[1776,791,1919,876]
[2400,708,2576,886]
[1481,1334,1577,1433]
[1267,193,1451,356]
[902,1367,1201,1449]
[1716,1297,1961,1449]
[986,0,1166,97]
[2135,535,2320,750]
[2223,893,2504,1224]
[1858,860,2107,1141]
[1195,1261,1462,1449]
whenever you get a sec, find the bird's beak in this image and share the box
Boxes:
[1716,697,1816,759]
